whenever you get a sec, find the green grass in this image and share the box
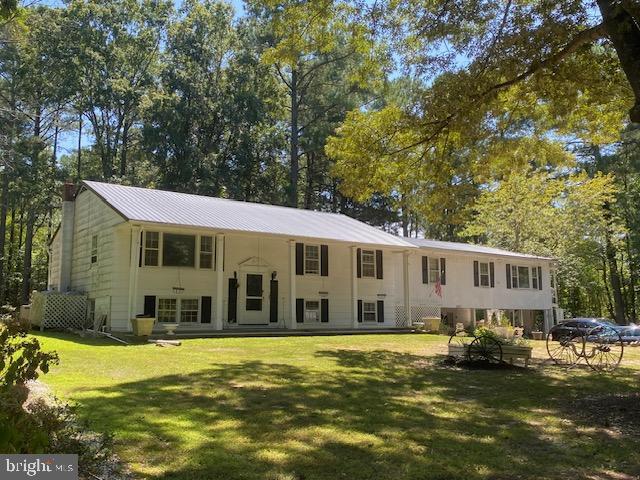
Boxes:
[33,332,640,480]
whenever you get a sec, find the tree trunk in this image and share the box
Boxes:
[605,235,626,323]
[627,234,638,322]
[400,195,409,237]
[120,121,130,177]
[602,254,615,320]
[597,0,640,122]
[289,68,299,208]
[21,211,35,305]
[77,113,82,180]
[304,152,313,209]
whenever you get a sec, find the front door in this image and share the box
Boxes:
[239,272,268,325]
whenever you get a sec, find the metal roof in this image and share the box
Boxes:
[81,181,416,248]
[403,237,553,261]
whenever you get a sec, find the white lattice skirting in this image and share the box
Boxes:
[30,291,87,330]
[394,304,442,327]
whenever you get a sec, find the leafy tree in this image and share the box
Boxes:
[461,168,622,319]
[63,0,171,179]
[249,0,382,207]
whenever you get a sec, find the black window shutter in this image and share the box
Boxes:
[143,295,156,317]
[376,250,383,279]
[214,235,217,271]
[270,280,278,322]
[356,248,362,278]
[320,245,329,276]
[139,232,143,267]
[473,261,479,287]
[538,266,543,290]
[321,298,329,323]
[296,298,304,323]
[440,258,446,285]
[295,243,304,275]
[377,300,384,323]
[422,256,428,284]
[357,300,363,323]
[201,296,212,323]
[489,262,495,288]
[228,278,238,323]
[506,264,512,289]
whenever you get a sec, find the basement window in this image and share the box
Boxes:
[363,302,376,322]
[180,299,199,323]
[305,300,320,322]
[90,235,98,264]
[157,298,177,323]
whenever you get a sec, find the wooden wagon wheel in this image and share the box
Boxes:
[546,326,585,367]
[467,335,503,364]
[584,325,624,373]
[448,330,469,346]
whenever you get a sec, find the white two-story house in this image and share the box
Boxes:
[47,181,560,334]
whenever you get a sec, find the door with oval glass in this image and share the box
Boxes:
[240,272,268,325]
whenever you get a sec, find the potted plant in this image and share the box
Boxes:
[131,314,155,336]
[531,313,544,340]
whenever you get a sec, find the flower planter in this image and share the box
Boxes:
[531,331,544,340]
[131,316,155,336]
[492,326,514,339]
[447,342,533,367]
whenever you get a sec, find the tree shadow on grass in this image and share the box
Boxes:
[71,349,640,480]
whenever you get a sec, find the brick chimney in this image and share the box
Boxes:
[58,181,77,291]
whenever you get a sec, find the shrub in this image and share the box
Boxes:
[0,308,59,453]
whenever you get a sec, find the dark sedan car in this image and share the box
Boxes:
[552,317,640,343]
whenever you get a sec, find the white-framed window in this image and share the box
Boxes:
[90,235,98,264]
[304,245,320,275]
[479,262,490,287]
[199,236,213,269]
[429,258,440,283]
[304,300,320,322]
[144,232,160,266]
[531,267,539,289]
[363,301,377,322]
[157,298,177,322]
[180,298,199,323]
[361,250,375,278]
[511,265,531,289]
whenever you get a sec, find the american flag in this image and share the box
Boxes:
[434,278,442,297]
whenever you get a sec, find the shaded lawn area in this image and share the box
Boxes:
[34,332,640,480]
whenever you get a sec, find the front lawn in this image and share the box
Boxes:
[34,332,640,480]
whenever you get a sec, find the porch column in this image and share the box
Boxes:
[215,233,225,330]
[289,240,297,329]
[403,250,410,327]
[543,309,552,333]
[127,225,142,330]
[351,246,358,327]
